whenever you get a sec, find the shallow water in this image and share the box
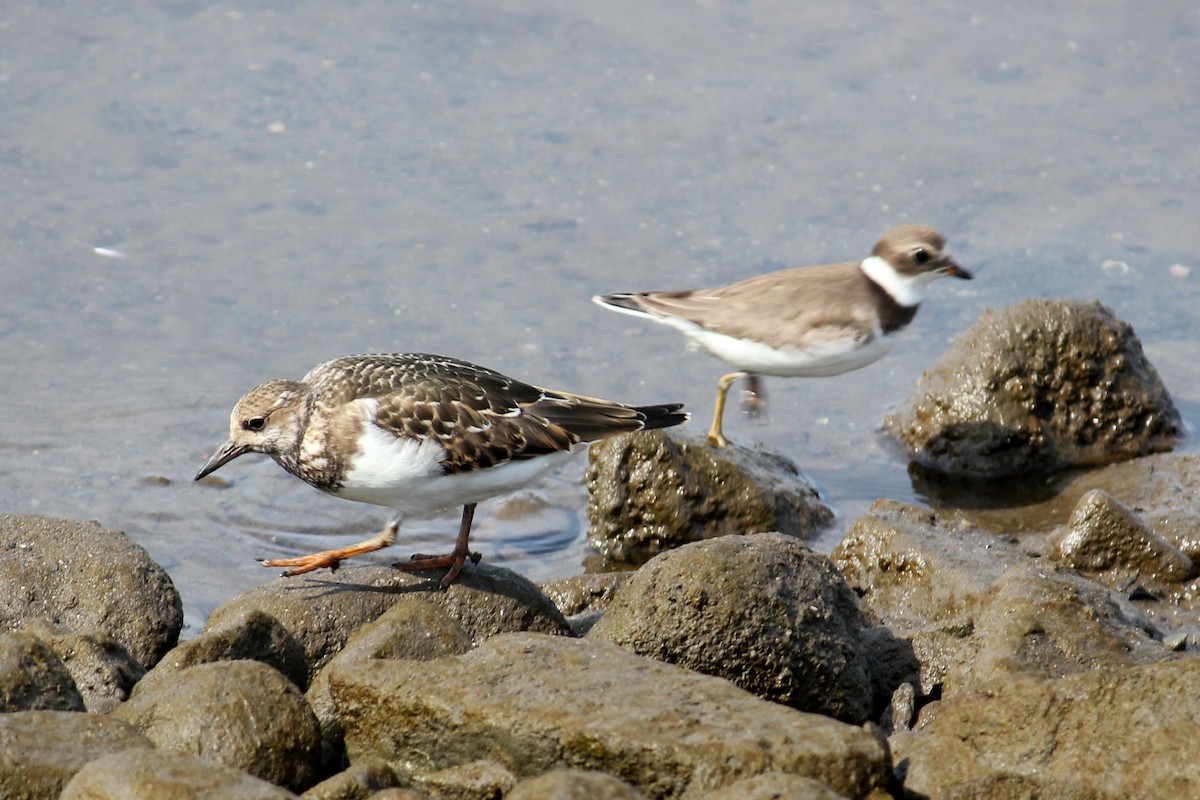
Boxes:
[1,1,1197,635]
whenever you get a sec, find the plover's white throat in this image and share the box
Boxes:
[195,353,687,588]
[594,225,971,447]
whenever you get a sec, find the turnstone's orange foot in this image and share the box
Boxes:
[195,353,689,585]
[594,225,971,447]
[258,553,343,577]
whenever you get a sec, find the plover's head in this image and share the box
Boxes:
[195,380,306,479]
[860,225,971,306]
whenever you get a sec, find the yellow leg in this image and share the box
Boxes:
[707,371,749,447]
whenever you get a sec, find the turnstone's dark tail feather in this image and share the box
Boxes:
[528,393,687,442]
[633,402,689,431]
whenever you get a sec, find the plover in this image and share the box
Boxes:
[594,225,971,447]
[195,353,687,588]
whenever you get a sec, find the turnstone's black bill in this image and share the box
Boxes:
[594,225,971,447]
[195,353,687,588]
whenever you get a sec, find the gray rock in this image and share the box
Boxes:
[507,769,648,800]
[895,659,1200,799]
[139,607,308,694]
[585,430,833,564]
[0,514,183,667]
[60,748,298,800]
[205,565,570,685]
[884,299,1181,477]
[589,533,876,723]
[413,759,516,800]
[1055,488,1194,587]
[307,597,473,745]
[700,773,850,800]
[539,572,632,635]
[300,757,400,800]
[0,711,152,800]
[0,631,84,712]
[833,500,1174,699]
[329,632,890,799]
[114,660,321,792]
[18,619,144,713]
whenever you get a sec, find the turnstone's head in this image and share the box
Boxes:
[861,225,972,307]
[195,380,306,480]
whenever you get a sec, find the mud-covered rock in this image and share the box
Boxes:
[701,772,851,800]
[539,572,633,635]
[832,500,1173,698]
[507,769,648,800]
[894,659,1200,799]
[60,748,298,800]
[1055,488,1194,588]
[0,711,152,800]
[0,631,84,712]
[205,565,570,685]
[413,759,516,799]
[139,607,308,694]
[307,597,473,746]
[329,632,889,799]
[300,757,401,800]
[585,430,833,564]
[0,514,182,667]
[114,660,321,792]
[884,299,1181,477]
[589,533,878,723]
[17,619,144,713]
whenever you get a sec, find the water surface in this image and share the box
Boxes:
[1,1,1196,634]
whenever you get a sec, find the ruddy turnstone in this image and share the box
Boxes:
[195,353,687,588]
[594,225,971,447]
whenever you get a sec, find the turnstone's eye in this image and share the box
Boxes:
[244,416,267,432]
[912,247,931,264]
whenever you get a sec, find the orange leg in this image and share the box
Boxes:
[394,502,481,589]
[260,516,400,577]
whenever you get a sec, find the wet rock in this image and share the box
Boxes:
[60,749,298,800]
[832,500,1173,699]
[884,299,1181,477]
[205,565,570,685]
[506,769,648,799]
[300,757,401,800]
[413,759,516,799]
[138,607,308,693]
[585,430,833,565]
[0,711,152,800]
[17,619,144,713]
[0,631,84,712]
[589,533,877,723]
[329,632,889,799]
[894,659,1200,799]
[0,514,183,667]
[307,597,473,746]
[540,572,633,635]
[113,660,321,792]
[700,772,851,799]
[1055,488,1194,589]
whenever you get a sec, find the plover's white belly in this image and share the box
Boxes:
[336,423,578,513]
[678,323,897,377]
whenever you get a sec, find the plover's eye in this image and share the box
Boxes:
[911,247,931,264]
[244,416,267,432]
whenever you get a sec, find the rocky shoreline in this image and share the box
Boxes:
[1,299,1196,799]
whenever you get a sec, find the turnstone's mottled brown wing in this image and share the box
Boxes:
[306,353,636,474]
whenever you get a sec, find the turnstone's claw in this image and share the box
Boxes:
[469,551,483,564]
